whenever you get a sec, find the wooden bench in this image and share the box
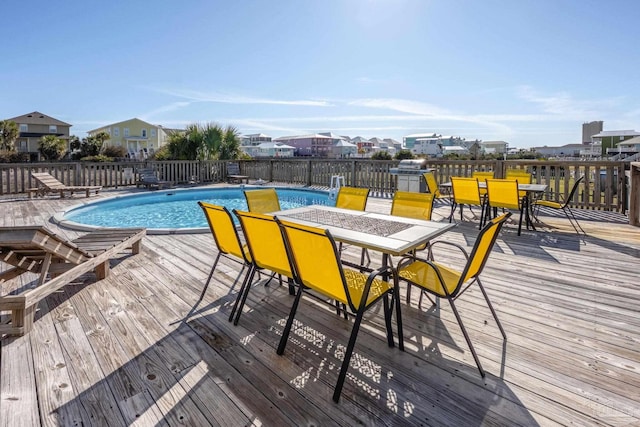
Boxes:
[227,162,249,184]
[0,227,145,336]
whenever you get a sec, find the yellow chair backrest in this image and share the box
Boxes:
[485,179,521,210]
[244,188,281,213]
[335,187,369,211]
[451,177,482,205]
[198,202,249,263]
[234,210,292,278]
[277,219,353,308]
[505,169,531,198]
[472,171,495,179]
[505,169,531,184]
[472,171,494,195]
[422,171,440,198]
[461,212,511,283]
[391,191,434,221]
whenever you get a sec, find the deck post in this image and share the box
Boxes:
[630,162,640,226]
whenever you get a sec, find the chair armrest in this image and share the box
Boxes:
[356,265,397,311]
[426,240,470,262]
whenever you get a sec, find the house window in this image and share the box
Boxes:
[49,125,57,133]
[19,124,28,132]
[113,127,120,137]
[151,129,156,137]
[142,129,147,138]
[124,128,129,137]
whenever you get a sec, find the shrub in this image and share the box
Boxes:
[80,155,113,162]
[0,151,29,163]
[103,145,126,158]
[371,151,392,160]
[394,150,414,160]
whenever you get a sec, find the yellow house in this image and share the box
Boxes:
[88,118,182,159]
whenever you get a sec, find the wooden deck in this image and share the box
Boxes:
[1,187,640,426]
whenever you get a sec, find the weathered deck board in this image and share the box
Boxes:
[1,187,640,426]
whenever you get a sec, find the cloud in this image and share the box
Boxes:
[349,98,451,116]
[148,87,332,107]
[140,101,192,120]
[516,85,620,118]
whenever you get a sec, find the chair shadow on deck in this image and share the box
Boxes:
[41,264,539,426]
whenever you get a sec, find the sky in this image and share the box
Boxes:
[2,0,640,149]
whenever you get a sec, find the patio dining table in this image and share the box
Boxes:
[441,181,548,231]
[271,205,455,258]
[271,205,456,303]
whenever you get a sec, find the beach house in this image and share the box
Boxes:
[88,118,180,159]
[6,111,72,161]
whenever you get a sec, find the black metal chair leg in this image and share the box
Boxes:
[277,286,305,355]
[229,266,257,324]
[477,278,507,339]
[448,298,485,377]
[199,253,222,301]
[333,308,366,403]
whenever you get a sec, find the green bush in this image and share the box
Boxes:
[103,145,126,158]
[394,150,414,160]
[0,151,29,163]
[80,155,113,162]
[371,151,392,160]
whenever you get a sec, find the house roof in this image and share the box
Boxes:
[592,130,640,138]
[7,111,71,127]
[87,118,156,134]
[258,142,295,149]
[618,136,640,146]
[273,134,334,141]
[334,140,357,147]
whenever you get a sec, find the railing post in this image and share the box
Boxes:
[495,160,505,178]
[629,163,640,225]
[350,160,357,187]
[306,160,313,186]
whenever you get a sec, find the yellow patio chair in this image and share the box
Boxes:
[231,210,295,325]
[396,212,511,377]
[335,186,369,211]
[534,175,586,234]
[275,218,401,403]
[485,178,526,235]
[472,171,494,198]
[335,186,371,266]
[391,191,434,221]
[198,202,252,302]
[449,177,486,229]
[423,171,445,203]
[390,191,435,304]
[243,188,281,213]
[506,169,532,199]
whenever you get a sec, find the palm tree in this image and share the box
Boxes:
[218,126,241,160]
[38,135,67,160]
[0,120,19,152]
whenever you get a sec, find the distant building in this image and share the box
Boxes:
[582,121,603,144]
[413,138,442,156]
[6,111,71,161]
[252,142,295,158]
[383,138,402,152]
[481,141,508,154]
[403,133,439,150]
[532,144,584,157]
[273,133,339,157]
[331,140,358,158]
[591,130,640,156]
[88,118,180,159]
[241,133,271,146]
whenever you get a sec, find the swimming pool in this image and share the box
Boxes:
[54,187,333,234]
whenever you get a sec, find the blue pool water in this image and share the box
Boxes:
[60,187,333,232]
